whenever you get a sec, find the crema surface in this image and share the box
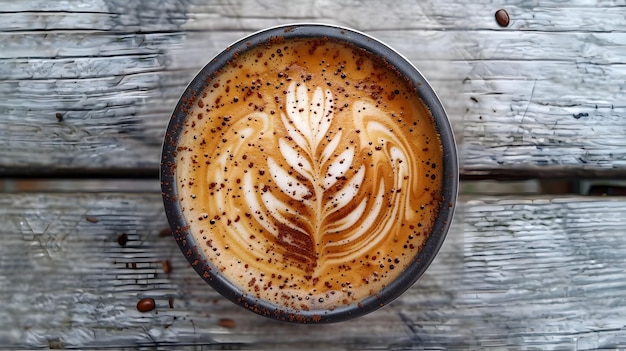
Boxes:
[176,37,443,311]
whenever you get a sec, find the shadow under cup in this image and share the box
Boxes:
[161,24,458,323]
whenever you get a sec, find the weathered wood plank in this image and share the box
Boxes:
[2,0,624,32]
[1,0,625,177]
[1,192,626,349]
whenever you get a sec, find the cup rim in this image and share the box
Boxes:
[161,23,458,323]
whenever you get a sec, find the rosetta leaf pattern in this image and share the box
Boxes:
[240,82,411,272]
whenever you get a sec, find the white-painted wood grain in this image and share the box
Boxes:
[1,193,626,349]
[0,0,624,177]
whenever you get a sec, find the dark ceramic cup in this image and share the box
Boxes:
[161,24,458,323]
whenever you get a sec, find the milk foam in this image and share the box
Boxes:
[176,38,443,311]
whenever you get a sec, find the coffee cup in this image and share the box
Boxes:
[161,24,458,323]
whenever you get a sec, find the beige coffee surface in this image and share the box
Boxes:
[176,38,443,311]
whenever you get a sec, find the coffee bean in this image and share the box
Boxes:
[137,298,156,312]
[495,9,510,27]
[117,233,129,247]
[161,260,172,274]
[218,318,236,328]
[85,216,99,223]
[159,227,173,237]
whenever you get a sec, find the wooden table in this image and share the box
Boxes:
[1,0,625,349]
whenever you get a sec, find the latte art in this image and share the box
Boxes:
[176,38,443,311]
